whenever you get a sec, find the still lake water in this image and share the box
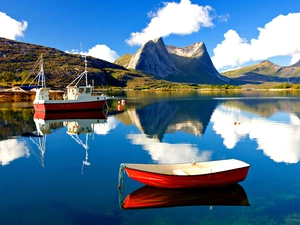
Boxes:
[1,90,300,225]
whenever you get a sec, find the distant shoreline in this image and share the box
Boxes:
[1,86,300,102]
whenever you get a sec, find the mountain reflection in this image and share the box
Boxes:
[119,99,218,141]
[211,104,300,164]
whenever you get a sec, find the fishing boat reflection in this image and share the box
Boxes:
[24,111,107,170]
[119,184,250,210]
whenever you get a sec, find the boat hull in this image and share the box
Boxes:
[34,99,106,112]
[124,165,250,189]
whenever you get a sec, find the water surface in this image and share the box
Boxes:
[1,90,300,225]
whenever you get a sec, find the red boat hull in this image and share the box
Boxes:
[124,166,250,189]
[34,100,106,112]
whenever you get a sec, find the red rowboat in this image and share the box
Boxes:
[120,184,250,210]
[120,159,250,189]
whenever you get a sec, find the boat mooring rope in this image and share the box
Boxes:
[118,164,126,209]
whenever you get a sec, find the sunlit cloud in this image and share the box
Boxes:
[0,139,30,166]
[94,117,119,135]
[127,134,212,163]
[212,13,300,70]
[66,44,119,63]
[211,105,300,164]
[126,0,214,46]
[0,12,28,40]
[291,53,300,65]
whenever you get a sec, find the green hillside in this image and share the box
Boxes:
[222,60,300,84]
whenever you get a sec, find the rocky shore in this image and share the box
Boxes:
[0,87,64,102]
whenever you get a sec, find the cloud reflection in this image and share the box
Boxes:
[93,117,119,135]
[0,139,30,166]
[127,134,211,164]
[211,105,300,164]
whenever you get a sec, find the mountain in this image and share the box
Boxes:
[116,37,229,84]
[166,42,229,84]
[127,38,178,79]
[0,37,173,89]
[221,60,300,84]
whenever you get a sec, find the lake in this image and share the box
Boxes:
[1,90,300,225]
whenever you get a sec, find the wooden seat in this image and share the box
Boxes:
[172,169,188,175]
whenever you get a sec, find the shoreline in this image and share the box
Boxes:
[1,87,300,102]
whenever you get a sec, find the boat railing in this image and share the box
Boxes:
[91,90,105,96]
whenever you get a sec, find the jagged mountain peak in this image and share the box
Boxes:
[127,37,178,78]
[166,42,206,58]
[153,37,164,44]
[125,37,228,84]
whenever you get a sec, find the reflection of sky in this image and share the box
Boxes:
[0,139,30,166]
[211,105,300,164]
[127,134,211,164]
[93,117,119,135]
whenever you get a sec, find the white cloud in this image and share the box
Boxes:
[291,53,300,65]
[211,105,300,164]
[212,13,300,70]
[87,45,119,62]
[126,0,214,46]
[66,44,119,63]
[0,12,27,40]
[127,133,212,164]
[94,117,119,135]
[0,139,30,166]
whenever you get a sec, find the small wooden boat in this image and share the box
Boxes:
[120,184,250,210]
[120,159,250,189]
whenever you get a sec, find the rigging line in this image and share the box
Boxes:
[67,133,88,150]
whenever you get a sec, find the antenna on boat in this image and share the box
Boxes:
[80,42,88,86]
[84,55,88,86]
[40,54,46,88]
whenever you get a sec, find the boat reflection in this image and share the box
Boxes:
[23,110,107,169]
[119,184,250,210]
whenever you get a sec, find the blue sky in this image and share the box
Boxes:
[1,0,300,72]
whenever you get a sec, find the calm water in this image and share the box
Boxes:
[1,91,300,225]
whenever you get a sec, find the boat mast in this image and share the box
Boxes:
[39,54,46,88]
[84,55,88,86]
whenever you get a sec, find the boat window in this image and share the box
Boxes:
[79,88,84,93]
[86,88,91,94]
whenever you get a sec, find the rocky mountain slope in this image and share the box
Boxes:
[0,37,172,89]
[127,37,179,79]
[222,60,300,84]
[115,37,229,84]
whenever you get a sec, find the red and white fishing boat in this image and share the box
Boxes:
[33,56,107,112]
[119,159,250,189]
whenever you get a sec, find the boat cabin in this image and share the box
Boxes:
[65,86,93,100]
[35,87,50,101]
